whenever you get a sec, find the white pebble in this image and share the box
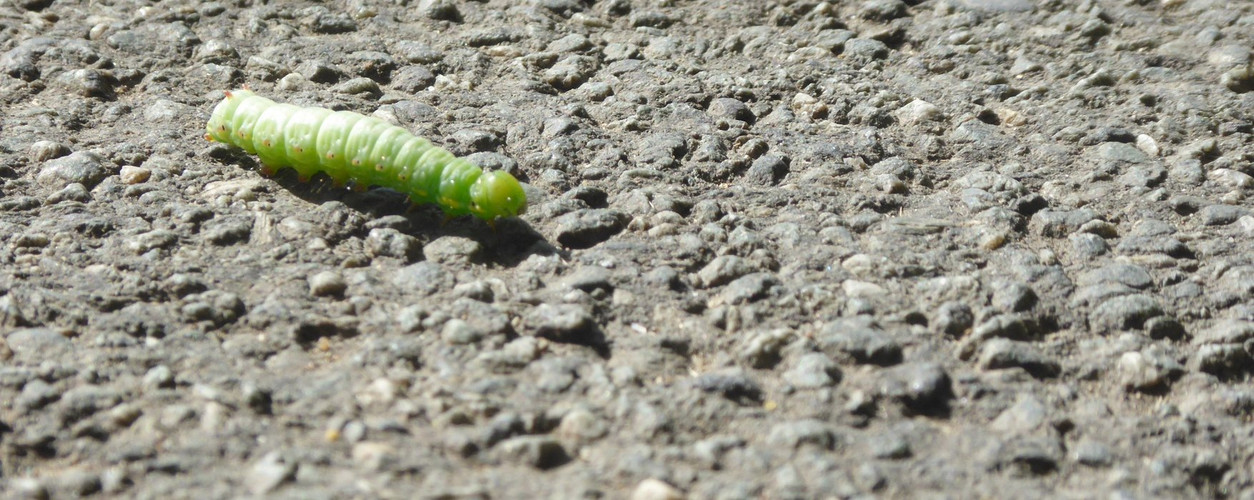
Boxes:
[120,166,151,184]
[631,478,685,500]
[1135,134,1159,157]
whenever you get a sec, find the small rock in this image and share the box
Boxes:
[1207,168,1254,189]
[119,166,151,184]
[331,77,381,96]
[1194,320,1254,345]
[783,353,841,388]
[441,319,483,345]
[562,266,613,294]
[860,0,908,20]
[1117,350,1182,392]
[296,60,340,83]
[688,370,763,403]
[990,436,1061,475]
[548,33,592,53]
[708,98,754,123]
[553,209,627,249]
[977,339,1061,378]
[391,65,436,93]
[634,132,687,169]
[1191,344,1250,378]
[307,9,357,33]
[767,419,838,450]
[629,11,674,28]
[1072,438,1112,467]
[544,55,598,91]
[894,100,942,125]
[29,141,70,162]
[1030,209,1099,237]
[419,0,462,21]
[195,39,237,64]
[143,365,175,390]
[524,304,597,344]
[59,385,122,422]
[8,478,48,500]
[496,436,569,469]
[695,255,754,288]
[391,261,451,296]
[16,379,59,412]
[351,442,397,471]
[309,271,347,297]
[38,151,110,189]
[202,217,253,245]
[423,236,482,265]
[6,328,72,356]
[745,154,790,186]
[843,38,889,62]
[933,302,974,336]
[720,273,780,304]
[1069,233,1108,259]
[1089,294,1164,333]
[877,363,952,415]
[991,282,1037,312]
[556,408,608,443]
[953,0,1033,11]
[247,452,297,495]
[1199,205,1247,226]
[868,432,912,459]
[58,69,114,98]
[447,129,501,154]
[1077,264,1152,289]
[818,321,902,365]
[50,470,101,497]
[738,329,792,369]
[366,228,422,262]
[1135,134,1160,157]
[631,478,685,500]
[989,395,1047,433]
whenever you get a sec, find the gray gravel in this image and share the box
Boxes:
[2,0,1254,498]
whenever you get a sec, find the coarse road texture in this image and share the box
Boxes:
[1,0,1253,498]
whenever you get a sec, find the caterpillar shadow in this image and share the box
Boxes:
[267,169,557,268]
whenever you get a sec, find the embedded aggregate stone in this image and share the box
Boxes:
[783,353,841,389]
[877,363,952,415]
[308,271,347,297]
[423,236,482,265]
[524,304,596,344]
[976,339,1061,379]
[818,320,903,366]
[37,151,110,188]
[1089,294,1165,333]
[552,209,627,249]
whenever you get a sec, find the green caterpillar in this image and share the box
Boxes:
[206,89,527,223]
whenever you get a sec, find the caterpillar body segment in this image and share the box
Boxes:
[205,90,528,223]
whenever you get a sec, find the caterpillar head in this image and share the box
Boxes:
[469,171,528,222]
[206,89,255,143]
